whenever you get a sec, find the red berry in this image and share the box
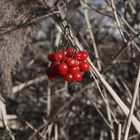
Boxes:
[79,61,89,71]
[51,61,60,67]
[58,63,68,76]
[66,47,74,53]
[81,51,88,60]
[65,58,77,67]
[68,67,80,74]
[46,67,56,80]
[64,73,73,82]
[54,52,63,61]
[47,52,55,61]
[50,61,60,75]
[73,72,82,81]
[75,59,80,66]
[66,47,75,57]
[46,61,60,79]
[74,51,81,59]
[75,50,88,61]
[66,52,73,57]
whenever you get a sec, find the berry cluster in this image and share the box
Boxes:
[46,47,90,82]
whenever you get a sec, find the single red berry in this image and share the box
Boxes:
[81,51,88,60]
[65,58,77,67]
[66,52,73,57]
[58,62,68,76]
[74,50,88,61]
[68,67,80,74]
[79,61,89,71]
[66,47,75,57]
[66,47,75,53]
[64,73,73,82]
[54,52,63,61]
[46,61,60,79]
[73,72,82,81]
[46,67,56,80]
[50,61,60,75]
[74,51,81,60]
[51,61,60,67]
[47,52,55,61]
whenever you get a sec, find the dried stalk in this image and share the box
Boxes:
[123,67,140,140]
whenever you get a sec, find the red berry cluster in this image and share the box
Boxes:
[46,47,90,82]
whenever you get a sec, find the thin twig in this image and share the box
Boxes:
[55,124,58,140]
[13,75,47,93]
[81,0,101,71]
[117,123,122,140]
[90,69,118,124]
[85,93,114,131]
[0,97,15,140]
[118,77,132,101]
[47,81,51,116]
[123,66,140,140]
[25,120,46,140]
[0,11,59,37]
[104,90,115,140]
[110,0,126,43]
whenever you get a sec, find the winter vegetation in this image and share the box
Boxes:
[0,0,140,139]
